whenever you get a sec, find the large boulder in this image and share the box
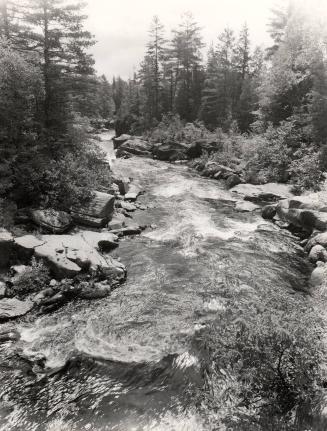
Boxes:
[309,245,327,263]
[153,142,191,161]
[231,183,293,204]
[277,200,327,232]
[282,192,327,212]
[31,209,72,233]
[113,134,131,149]
[262,204,277,220]
[116,139,153,158]
[310,262,327,289]
[0,230,14,268]
[226,174,242,189]
[306,232,327,251]
[14,231,125,280]
[71,191,115,228]
[0,298,33,321]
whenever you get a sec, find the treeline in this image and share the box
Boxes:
[0,0,112,210]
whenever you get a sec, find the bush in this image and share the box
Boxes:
[9,258,50,296]
[197,284,325,431]
[289,146,324,194]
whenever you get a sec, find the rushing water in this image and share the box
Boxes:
[0,132,312,430]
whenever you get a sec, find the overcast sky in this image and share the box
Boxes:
[85,0,285,79]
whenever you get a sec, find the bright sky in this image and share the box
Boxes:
[85,0,323,79]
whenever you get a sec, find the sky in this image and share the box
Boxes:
[84,0,286,79]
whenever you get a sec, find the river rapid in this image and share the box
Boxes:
[0,132,313,430]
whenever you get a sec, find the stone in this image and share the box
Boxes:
[109,225,142,236]
[31,209,72,233]
[78,282,111,300]
[226,174,242,189]
[10,265,28,275]
[121,201,136,212]
[235,201,260,212]
[306,232,327,251]
[153,142,191,161]
[231,183,293,203]
[14,235,44,261]
[0,230,14,268]
[202,162,235,179]
[309,245,327,263]
[309,262,327,289]
[116,139,153,158]
[112,176,130,195]
[71,191,115,228]
[0,298,33,320]
[277,201,327,232]
[113,134,131,149]
[262,204,277,220]
[107,213,127,230]
[49,279,57,287]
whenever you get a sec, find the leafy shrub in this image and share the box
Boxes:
[289,146,323,194]
[197,285,324,431]
[10,258,50,296]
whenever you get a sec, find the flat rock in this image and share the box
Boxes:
[0,298,33,320]
[14,235,45,261]
[277,201,327,232]
[31,209,72,233]
[231,183,293,203]
[15,231,125,280]
[121,201,136,212]
[116,139,153,158]
[235,201,260,212]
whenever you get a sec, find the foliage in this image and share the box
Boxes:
[197,282,325,431]
[289,146,324,194]
[9,258,50,296]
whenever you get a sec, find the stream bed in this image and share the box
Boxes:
[0,134,313,430]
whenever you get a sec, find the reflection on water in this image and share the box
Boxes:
[0,139,312,430]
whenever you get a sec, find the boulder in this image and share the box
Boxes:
[14,235,44,261]
[125,184,142,201]
[277,201,327,232]
[112,175,130,195]
[120,201,136,212]
[31,209,72,233]
[71,191,115,228]
[116,139,153,158]
[113,134,131,149]
[107,213,127,230]
[309,262,327,289]
[262,204,277,220]
[153,142,192,161]
[226,174,242,189]
[231,183,293,203]
[0,298,33,320]
[309,245,327,263]
[109,225,142,236]
[0,230,14,268]
[282,193,327,213]
[235,201,260,212]
[306,232,327,251]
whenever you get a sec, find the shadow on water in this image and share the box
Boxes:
[0,147,313,430]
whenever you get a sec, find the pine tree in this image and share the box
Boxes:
[199,45,219,128]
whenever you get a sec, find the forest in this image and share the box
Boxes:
[1,1,327,430]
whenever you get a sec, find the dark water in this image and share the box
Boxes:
[0,135,312,430]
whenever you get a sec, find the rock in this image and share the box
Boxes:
[235,201,260,212]
[277,201,327,232]
[14,235,44,261]
[10,265,28,275]
[49,279,57,287]
[0,328,20,343]
[306,232,327,251]
[202,162,235,179]
[125,185,142,201]
[109,226,142,236]
[112,175,130,195]
[153,142,191,161]
[0,298,33,320]
[282,193,327,212]
[226,174,242,189]
[0,281,6,299]
[16,231,125,280]
[0,230,14,268]
[121,201,136,212]
[113,134,131,149]
[78,282,111,300]
[116,139,153,158]
[309,262,327,289]
[31,209,72,234]
[231,183,293,203]
[71,191,115,228]
[107,213,127,230]
[309,245,327,263]
[262,204,277,220]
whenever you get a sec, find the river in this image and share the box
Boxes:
[0,132,312,430]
